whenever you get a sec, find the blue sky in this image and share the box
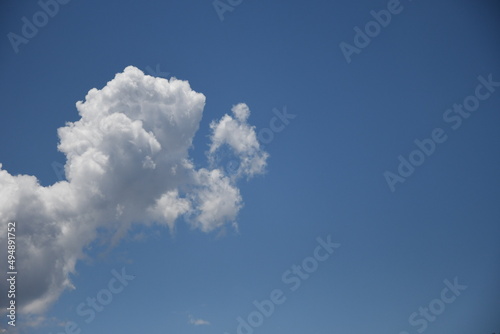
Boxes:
[1,0,500,333]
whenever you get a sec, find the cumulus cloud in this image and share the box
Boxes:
[209,103,268,178]
[0,66,267,315]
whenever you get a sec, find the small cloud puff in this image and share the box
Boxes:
[189,314,211,326]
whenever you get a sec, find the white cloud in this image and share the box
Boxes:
[189,314,211,326]
[0,66,267,315]
[209,103,269,178]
